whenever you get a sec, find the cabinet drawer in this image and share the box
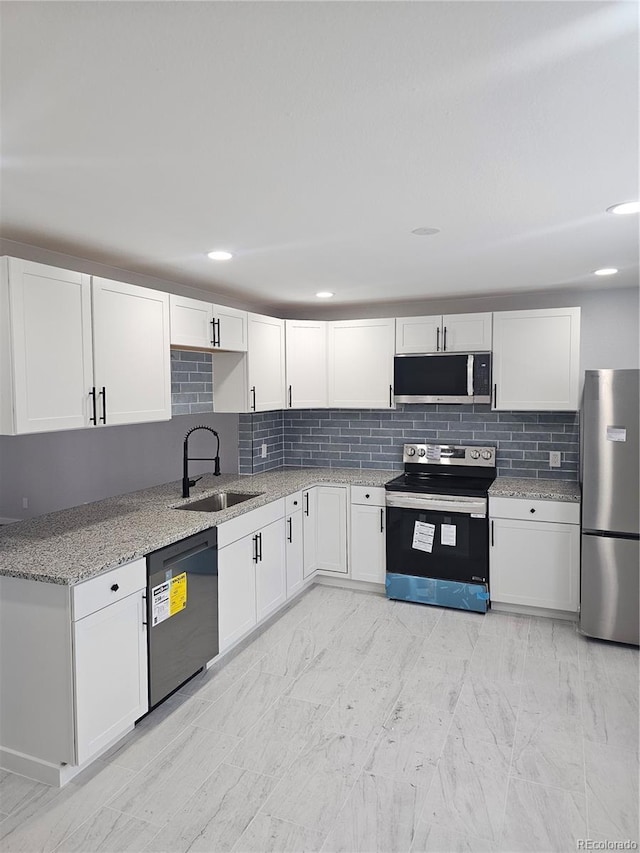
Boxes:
[73,558,146,621]
[285,491,303,515]
[490,497,579,525]
[218,498,285,548]
[351,486,386,507]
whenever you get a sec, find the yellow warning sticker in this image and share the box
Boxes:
[169,572,187,615]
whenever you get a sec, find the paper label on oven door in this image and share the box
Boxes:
[606,426,627,442]
[412,521,435,553]
[151,581,170,625]
[441,524,457,547]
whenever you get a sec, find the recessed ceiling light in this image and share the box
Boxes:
[316,291,334,298]
[594,268,618,276]
[411,227,440,236]
[606,201,640,216]
[207,250,233,261]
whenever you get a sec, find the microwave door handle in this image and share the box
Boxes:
[467,354,474,396]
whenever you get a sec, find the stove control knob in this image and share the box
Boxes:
[418,448,426,457]
[470,450,480,460]
[406,446,416,457]
[481,450,493,460]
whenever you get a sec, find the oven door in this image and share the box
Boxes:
[385,492,489,584]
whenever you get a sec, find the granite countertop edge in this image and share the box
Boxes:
[0,468,580,585]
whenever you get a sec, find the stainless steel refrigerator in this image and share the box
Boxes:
[580,369,639,645]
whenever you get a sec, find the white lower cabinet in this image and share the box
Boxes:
[255,518,287,622]
[489,498,580,612]
[302,488,318,578]
[74,589,148,765]
[350,487,386,584]
[218,534,258,651]
[286,508,304,597]
[0,558,148,784]
[316,486,348,575]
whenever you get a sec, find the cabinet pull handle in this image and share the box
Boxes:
[99,386,107,423]
[365,493,370,499]
[492,383,497,408]
[257,531,263,562]
[252,534,259,563]
[288,385,292,408]
[491,520,494,547]
[436,327,440,352]
[530,507,536,514]
[215,318,221,348]
[250,386,256,411]
[443,326,447,351]
[111,583,119,592]
[89,387,97,425]
[142,592,147,627]
[293,500,298,506]
[304,492,309,516]
[287,517,293,543]
[380,508,384,533]
[210,318,216,347]
[389,385,393,407]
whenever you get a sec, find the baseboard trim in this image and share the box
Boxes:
[491,601,578,621]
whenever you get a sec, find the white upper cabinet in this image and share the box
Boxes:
[285,319,327,408]
[0,258,94,434]
[247,313,286,411]
[170,294,214,349]
[328,318,395,408]
[170,295,247,352]
[396,313,492,353]
[92,277,171,425]
[212,303,247,352]
[492,307,580,411]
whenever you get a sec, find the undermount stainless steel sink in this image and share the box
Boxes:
[177,492,263,512]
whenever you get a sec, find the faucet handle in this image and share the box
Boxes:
[188,475,203,487]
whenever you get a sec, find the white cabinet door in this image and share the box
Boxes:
[218,534,257,651]
[247,313,286,411]
[328,319,395,408]
[285,320,327,408]
[212,304,247,352]
[316,486,348,574]
[492,308,580,411]
[490,518,579,611]
[442,313,492,352]
[92,278,171,425]
[350,503,386,584]
[73,590,148,765]
[2,258,93,434]
[302,488,317,578]
[255,518,286,622]
[395,316,441,353]
[285,510,304,597]
[169,294,213,349]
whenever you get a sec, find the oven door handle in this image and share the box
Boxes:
[386,493,487,516]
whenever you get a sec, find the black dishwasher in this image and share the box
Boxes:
[146,528,218,708]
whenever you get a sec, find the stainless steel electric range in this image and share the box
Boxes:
[385,443,496,613]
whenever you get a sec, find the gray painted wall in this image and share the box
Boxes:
[0,412,238,520]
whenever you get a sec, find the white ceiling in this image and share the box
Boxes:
[1,1,638,312]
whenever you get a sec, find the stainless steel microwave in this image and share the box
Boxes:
[393,352,492,404]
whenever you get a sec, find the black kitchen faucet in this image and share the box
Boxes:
[182,425,221,498]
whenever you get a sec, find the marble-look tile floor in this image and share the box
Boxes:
[1,585,638,852]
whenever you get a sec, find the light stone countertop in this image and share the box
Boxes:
[488,477,581,502]
[0,467,396,585]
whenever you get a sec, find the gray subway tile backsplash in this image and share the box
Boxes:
[171,350,214,416]
[238,403,579,479]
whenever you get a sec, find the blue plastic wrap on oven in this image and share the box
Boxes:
[385,573,489,613]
